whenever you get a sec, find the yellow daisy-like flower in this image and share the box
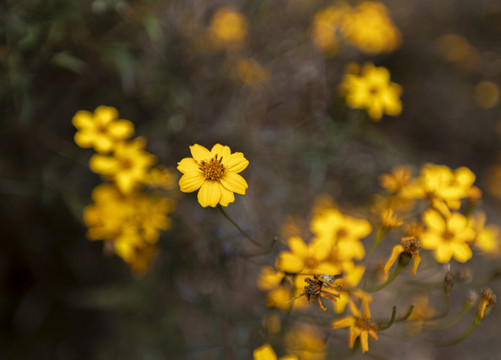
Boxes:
[72,105,134,153]
[379,166,413,194]
[253,344,298,360]
[420,210,475,263]
[285,324,326,360]
[341,62,402,121]
[332,297,378,353]
[90,138,156,194]
[177,144,249,207]
[471,211,501,257]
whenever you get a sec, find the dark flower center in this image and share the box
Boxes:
[200,155,225,181]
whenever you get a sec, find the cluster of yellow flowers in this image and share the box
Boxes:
[254,163,499,356]
[311,1,401,56]
[72,106,176,273]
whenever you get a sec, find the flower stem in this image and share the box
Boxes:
[217,205,266,250]
[379,306,397,330]
[365,263,403,293]
[440,315,482,346]
[366,228,387,264]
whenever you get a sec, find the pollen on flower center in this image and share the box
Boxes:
[336,228,348,239]
[369,86,380,95]
[403,237,420,255]
[118,157,133,170]
[442,229,455,241]
[200,155,226,181]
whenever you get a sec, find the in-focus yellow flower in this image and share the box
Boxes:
[383,236,421,275]
[332,297,378,353]
[341,1,401,54]
[209,8,247,46]
[90,138,156,194]
[72,105,134,153]
[253,344,298,360]
[420,210,475,263]
[341,62,402,121]
[177,144,249,207]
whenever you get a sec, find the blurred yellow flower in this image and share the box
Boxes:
[145,167,177,190]
[209,8,248,46]
[310,5,348,55]
[341,1,401,54]
[72,105,134,153]
[275,236,339,274]
[234,57,270,85]
[90,137,156,194]
[285,324,326,360]
[84,184,174,273]
[257,266,308,310]
[253,344,298,360]
[407,294,435,333]
[310,207,371,261]
[471,212,501,257]
[177,143,249,207]
[379,166,413,194]
[341,62,402,121]
[400,164,478,213]
[332,297,378,353]
[420,210,475,263]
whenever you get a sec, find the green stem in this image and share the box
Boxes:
[396,305,415,322]
[440,316,481,346]
[365,264,403,293]
[366,228,387,264]
[217,205,266,250]
[436,302,473,330]
[379,306,397,330]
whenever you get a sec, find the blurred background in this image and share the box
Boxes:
[2,0,501,359]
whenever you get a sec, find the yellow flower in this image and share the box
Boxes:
[310,5,348,55]
[341,1,401,54]
[407,294,435,333]
[471,212,501,257]
[144,167,177,190]
[420,210,475,263]
[90,138,156,194]
[380,208,403,230]
[379,166,412,194]
[72,105,134,153]
[400,164,478,213]
[177,143,248,207]
[341,62,402,121]
[285,324,326,360]
[209,8,247,46]
[383,236,421,275]
[275,236,339,274]
[332,297,378,353]
[310,207,371,261]
[234,57,270,85]
[253,344,298,360]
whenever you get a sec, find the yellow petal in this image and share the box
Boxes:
[332,316,355,329]
[411,254,421,275]
[220,172,248,194]
[218,183,235,206]
[179,173,205,193]
[89,155,116,174]
[108,119,134,139]
[190,144,211,162]
[211,143,232,158]
[74,131,94,148]
[72,110,93,129]
[448,213,467,232]
[276,252,304,273]
[253,344,277,360]
[420,232,440,250]
[288,236,308,255]
[435,243,453,263]
[360,330,369,353]
[383,245,404,274]
[337,239,365,260]
[349,326,361,349]
[452,242,472,262]
[94,105,118,124]
[224,152,249,173]
[423,210,445,231]
[93,136,114,153]
[177,158,201,174]
[197,180,221,207]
